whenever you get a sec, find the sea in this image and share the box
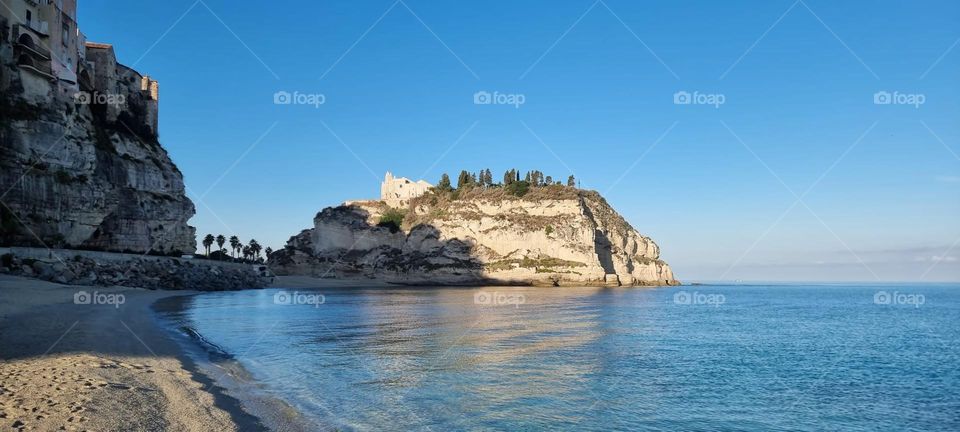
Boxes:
[155,283,960,431]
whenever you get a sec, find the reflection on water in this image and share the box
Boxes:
[160,284,960,431]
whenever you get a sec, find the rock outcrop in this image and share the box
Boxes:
[0,18,195,254]
[272,186,677,286]
[0,250,270,291]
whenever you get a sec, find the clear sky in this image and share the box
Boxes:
[77,0,959,282]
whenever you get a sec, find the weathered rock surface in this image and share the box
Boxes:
[272,187,678,286]
[0,250,269,290]
[0,20,195,254]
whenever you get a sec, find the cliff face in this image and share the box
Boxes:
[0,22,195,254]
[273,187,677,286]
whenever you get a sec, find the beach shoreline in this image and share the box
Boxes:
[0,274,268,431]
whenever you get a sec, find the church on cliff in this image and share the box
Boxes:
[380,172,432,207]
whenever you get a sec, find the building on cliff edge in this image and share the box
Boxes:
[380,172,432,207]
[1,0,159,135]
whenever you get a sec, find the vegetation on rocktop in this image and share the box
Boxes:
[377,208,407,233]
[433,169,577,198]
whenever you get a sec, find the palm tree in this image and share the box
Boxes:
[249,239,262,261]
[202,234,214,256]
[215,235,226,259]
[229,236,240,259]
[242,245,251,261]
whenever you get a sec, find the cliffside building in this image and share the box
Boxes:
[1,0,160,135]
[380,172,432,207]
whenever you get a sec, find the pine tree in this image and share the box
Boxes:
[438,173,453,191]
[567,174,576,187]
[457,170,472,189]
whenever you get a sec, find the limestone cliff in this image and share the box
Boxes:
[272,186,677,286]
[0,20,195,254]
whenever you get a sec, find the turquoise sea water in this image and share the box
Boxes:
[158,284,960,431]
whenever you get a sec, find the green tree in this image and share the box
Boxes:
[457,170,473,189]
[202,234,214,256]
[503,169,514,185]
[242,245,251,261]
[567,175,576,187]
[437,173,453,191]
[265,247,273,260]
[505,180,530,197]
[249,239,262,261]
[215,235,226,259]
[229,236,240,258]
[545,175,553,185]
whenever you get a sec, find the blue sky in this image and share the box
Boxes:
[77,0,959,282]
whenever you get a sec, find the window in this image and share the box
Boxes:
[25,10,32,26]
[62,23,69,46]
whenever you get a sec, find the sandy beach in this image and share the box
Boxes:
[0,274,266,431]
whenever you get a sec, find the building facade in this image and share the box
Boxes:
[1,0,160,135]
[380,172,433,207]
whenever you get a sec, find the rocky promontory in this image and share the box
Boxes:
[272,185,677,286]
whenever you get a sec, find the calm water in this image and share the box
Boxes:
[158,284,960,431]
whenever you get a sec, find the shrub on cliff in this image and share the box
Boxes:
[378,208,406,233]
[505,180,530,197]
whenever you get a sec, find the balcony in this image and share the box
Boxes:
[14,25,51,60]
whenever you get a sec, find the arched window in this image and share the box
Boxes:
[17,33,35,50]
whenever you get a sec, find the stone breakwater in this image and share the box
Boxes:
[0,251,269,291]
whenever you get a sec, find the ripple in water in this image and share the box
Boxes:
[158,284,960,431]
